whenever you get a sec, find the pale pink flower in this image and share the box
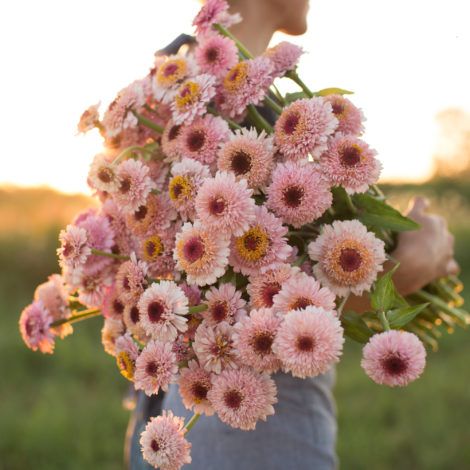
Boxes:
[115,332,140,380]
[267,162,333,227]
[229,205,292,276]
[123,302,149,341]
[179,360,214,416]
[220,58,274,117]
[361,330,426,387]
[264,41,304,77]
[88,153,119,193]
[101,283,126,320]
[217,128,275,190]
[179,114,230,166]
[272,272,336,314]
[140,411,192,470]
[171,74,216,125]
[195,33,238,78]
[273,307,344,378]
[101,199,135,256]
[113,159,155,214]
[174,221,230,286]
[101,317,125,356]
[208,368,277,430]
[77,102,100,134]
[193,0,241,35]
[320,133,382,194]
[193,321,238,373]
[233,308,282,374]
[74,267,114,307]
[275,98,338,161]
[115,254,149,303]
[138,281,189,342]
[308,220,386,297]
[57,224,91,270]
[161,120,183,160]
[19,301,55,354]
[195,171,256,237]
[172,335,195,364]
[247,264,300,309]
[134,340,178,396]
[168,158,211,221]
[324,94,365,136]
[203,283,247,325]
[180,283,202,307]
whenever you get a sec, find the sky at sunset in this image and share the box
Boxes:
[1,0,469,194]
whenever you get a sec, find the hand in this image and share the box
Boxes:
[391,197,459,296]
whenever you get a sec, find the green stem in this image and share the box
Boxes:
[51,308,101,328]
[337,294,350,315]
[112,145,150,165]
[378,310,391,331]
[247,105,273,133]
[207,107,242,130]
[184,413,201,433]
[286,71,314,98]
[189,304,208,314]
[271,84,287,106]
[91,249,130,261]
[344,192,358,215]
[132,111,164,134]
[264,95,283,115]
[293,253,308,267]
[214,24,253,59]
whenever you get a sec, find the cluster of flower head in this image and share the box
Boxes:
[19,1,427,468]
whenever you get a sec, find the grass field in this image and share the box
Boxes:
[1,186,469,469]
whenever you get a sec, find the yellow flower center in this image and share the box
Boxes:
[116,351,135,381]
[142,235,164,262]
[235,226,269,262]
[223,62,248,93]
[169,175,193,201]
[175,81,201,110]
[156,58,188,87]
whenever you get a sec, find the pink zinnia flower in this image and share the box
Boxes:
[115,254,149,303]
[19,301,55,354]
[208,368,277,430]
[138,281,189,342]
[217,128,275,190]
[180,283,202,307]
[220,58,274,118]
[101,317,125,356]
[73,266,114,308]
[273,307,344,378]
[57,224,91,270]
[361,330,426,387]
[272,272,336,314]
[195,171,256,237]
[77,102,100,134]
[274,98,338,161]
[203,283,247,325]
[161,120,183,160]
[171,74,216,125]
[139,229,179,279]
[140,411,192,470]
[174,221,230,286]
[113,159,155,214]
[115,332,140,380]
[247,264,300,309]
[193,0,241,35]
[123,301,149,342]
[229,205,292,277]
[178,114,230,167]
[179,360,214,416]
[264,41,304,77]
[266,162,333,227]
[134,340,178,396]
[101,283,126,320]
[324,94,365,136]
[100,198,135,256]
[308,220,386,297]
[193,321,238,373]
[195,33,238,78]
[88,153,119,193]
[168,158,211,221]
[233,308,282,374]
[320,133,382,194]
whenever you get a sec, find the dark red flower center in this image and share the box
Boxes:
[168,124,181,141]
[291,297,312,310]
[172,183,183,198]
[147,301,165,323]
[296,335,315,352]
[187,130,206,152]
[331,102,345,116]
[150,439,160,453]
[383,355,407,375]
[340,146,361,167]
[230,150,252,175]
[206,47,219,62]
[262,283,281,307]
[283,113,300,135]
[253,332,274,354]
[183,236,205,263]
[98,167,113,183]
[62,242,73,257]
[223,389,243,409]
[163,63,178,77]
[113,299,124,316]
[120,178,131,193]
[130,306,140,324]
[339,248,362,272]
[134,205,148,221]
[191,382,209,400]
[146,360,158,375]
[209,197,226,215]
[282,185,304,208]
[122,276,131,291]
[210,301,228,322]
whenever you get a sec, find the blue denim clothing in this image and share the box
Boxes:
[127,370,338,469]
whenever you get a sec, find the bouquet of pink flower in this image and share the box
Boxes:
[19,0,469,468]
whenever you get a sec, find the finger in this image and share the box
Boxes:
[407,196,430,216]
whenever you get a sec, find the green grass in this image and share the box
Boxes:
[1,186,470,469]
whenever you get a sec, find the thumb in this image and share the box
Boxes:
[406,197,430,216]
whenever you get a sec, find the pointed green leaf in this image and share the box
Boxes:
[285,92,308,103]
[341,311,374,343]
[371,265,400,313]
[314,87,354,96]
[387,303,429,329]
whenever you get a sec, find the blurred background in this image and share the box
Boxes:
[1,0,469,468]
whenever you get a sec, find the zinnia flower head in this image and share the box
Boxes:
[101,317,125,356]
[171,74,216,125]
[115,332,140,381]
[208,367,277,430]
[195,33,238,78]
[115,254,149,303]
[140,411,192,470]
[139,229,178,279]
[19,300,55,354]
[217,128,275,190]
[324,94,365,136]
[203,283,247,325]
[264,41,304,77]
[72,266,114,308]
[273,307,344,378]
[88,153,120,193]
[195,171,256,237]
[134,340,178,396]
[174,221,230,286]
[266,162,333,228]
[272,272,336,314]
[308,220,386,297]
[320,133,381,194]
[161,119,183,160]
[101,283,126,320]
[193,0,241,35]
[229,205,292,276]
[274,97,338,161]
[123,301,149,341]
[361,330,426,387]
[179,360,214,415]
[233,308,282,374]
[138,281,189,342]
[77,102,100,134]
[57,224,91,270]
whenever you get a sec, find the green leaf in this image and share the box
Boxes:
[387,303,429,329]
[313,87,354,96]
[285,92,308,103]
[353,193,420,232]
[371,266,400,312]
[341,311,374,343]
